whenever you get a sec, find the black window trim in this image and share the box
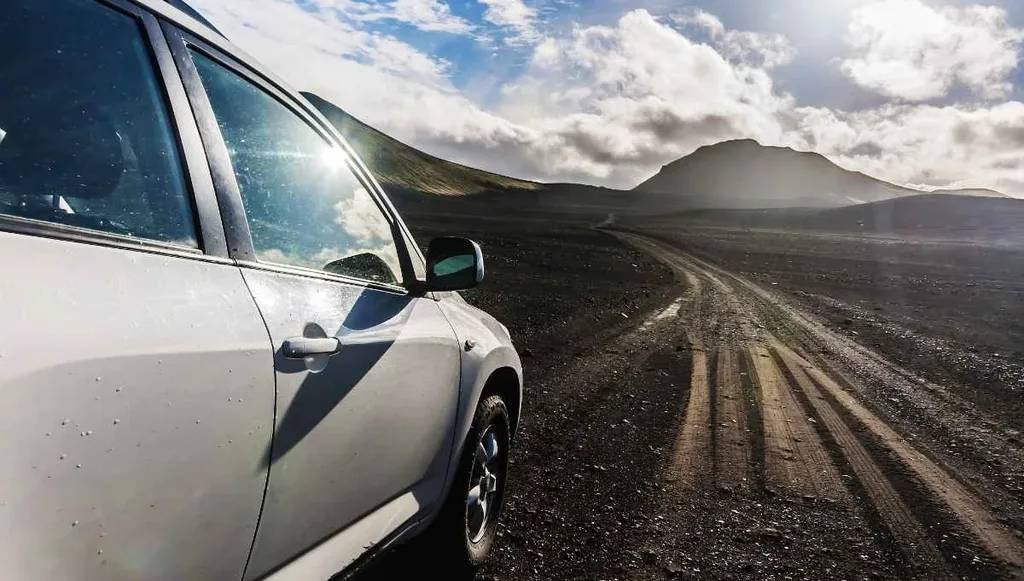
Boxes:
[162,23,417,294]
[0,0,230,263]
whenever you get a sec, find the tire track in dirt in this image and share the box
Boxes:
[665,345,711,490]
[800,355,1024,573]
[714,349,752,493]
[747,344,847,502]
[772,342,953,578]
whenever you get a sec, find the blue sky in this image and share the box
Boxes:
[187,0,1024,194]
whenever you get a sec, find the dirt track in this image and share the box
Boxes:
[611,230,1024,580]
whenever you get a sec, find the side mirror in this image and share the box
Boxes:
[425,237,484,292]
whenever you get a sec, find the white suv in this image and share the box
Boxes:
[0,0,522,579]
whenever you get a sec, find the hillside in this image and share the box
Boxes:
[809,194,1024,238]
[303,92,539,196]
[636,194,1024,243]
[634,139,1008,208]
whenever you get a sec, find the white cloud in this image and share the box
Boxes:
[488,9,793,184]
[840,0,1024,101]
[674,9,795,69]
[332,187,390,245]
[357,0,473,34]
[478,0,539,45]
[188,0,1023,195]
[793,101,1024,195]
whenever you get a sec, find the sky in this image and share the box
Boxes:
[185,0,1024,195]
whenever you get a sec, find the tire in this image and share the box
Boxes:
[414,394,511,578]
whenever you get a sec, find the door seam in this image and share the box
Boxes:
[433,298,468,503]
[234,265,280,581]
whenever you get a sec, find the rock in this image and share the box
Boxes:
[665,563,684,577]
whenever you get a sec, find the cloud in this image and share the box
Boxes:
[840,0,1024,101]
[674,9,795,69]
[488,9,793,184]
[356,0,473,34]
[332,187,391,245]
[188,0,1022,195]
[793,101,1024,194]
[478,0,539,45]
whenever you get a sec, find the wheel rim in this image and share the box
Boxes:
[467,425,502,543]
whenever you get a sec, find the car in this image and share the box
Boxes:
[0,0,522,579]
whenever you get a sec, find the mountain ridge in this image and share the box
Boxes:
[634,139,1009,206]
[302,92,539,196]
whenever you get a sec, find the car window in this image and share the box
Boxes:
[0,0,197,247]
[189,50,402,286]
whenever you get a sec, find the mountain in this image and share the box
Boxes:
[302,92,539,196]
[634,139,1009,209]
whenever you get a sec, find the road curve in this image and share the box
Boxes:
[609,229,1024,580]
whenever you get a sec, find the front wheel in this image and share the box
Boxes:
[417,395,511,578]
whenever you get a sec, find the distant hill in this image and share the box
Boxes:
[634,194,1024,243]
[809,194,1023,237]
[303,92,539,196]
[634,139,1008,208]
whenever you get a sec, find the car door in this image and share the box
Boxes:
[168,33,463,579]
[0,1,273,580]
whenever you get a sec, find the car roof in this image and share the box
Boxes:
[128,0,301,120]
[159,0,224,36]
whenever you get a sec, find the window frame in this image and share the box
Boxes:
[162,25,419,295]
[0,0,229,262]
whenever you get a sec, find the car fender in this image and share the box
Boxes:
[434,292,522,504]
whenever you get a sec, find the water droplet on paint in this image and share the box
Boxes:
[59,454,67,460]
[76,464,82,468]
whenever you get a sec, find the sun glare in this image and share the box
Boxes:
[320,147,347,172]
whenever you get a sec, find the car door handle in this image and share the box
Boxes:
[282,336,341,359]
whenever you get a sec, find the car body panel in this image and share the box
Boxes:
[262,491,421,581]
[0,231,273,581]
[240,269,461,580]
[434,293,523,497]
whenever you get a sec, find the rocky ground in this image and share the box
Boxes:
[356,213,1024,581]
